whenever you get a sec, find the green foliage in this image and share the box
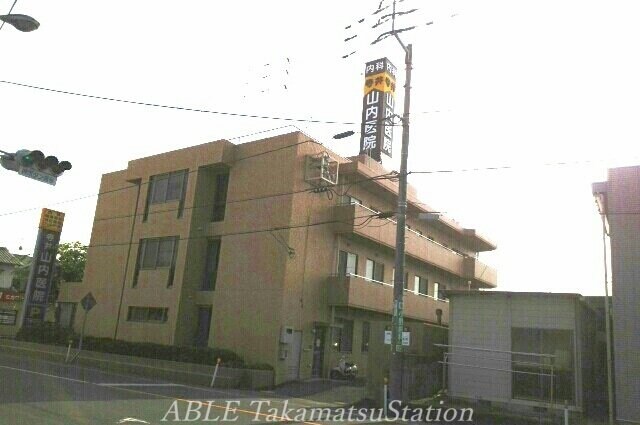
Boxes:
[57,242,88,283]
[16,322,77,346]
[14,323,273,370]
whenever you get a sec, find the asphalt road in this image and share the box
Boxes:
[0,351,349,425]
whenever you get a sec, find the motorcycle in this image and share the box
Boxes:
[330,356,358,380]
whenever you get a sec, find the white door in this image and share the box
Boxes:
[285,331,302,381]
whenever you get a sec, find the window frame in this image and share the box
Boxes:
[149,170,188,205]
[127,306,169,323]
[139,236,179,270]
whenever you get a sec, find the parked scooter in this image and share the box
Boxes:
[330,356,358,380]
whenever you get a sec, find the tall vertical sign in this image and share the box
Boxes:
[21,208,65,326]
[360,57,397,162]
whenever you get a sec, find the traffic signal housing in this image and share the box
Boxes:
[1,149,72,185]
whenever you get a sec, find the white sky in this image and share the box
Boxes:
[2,0,639,295]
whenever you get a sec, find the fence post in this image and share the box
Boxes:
[564,400,569,425]
[210,358,221,387]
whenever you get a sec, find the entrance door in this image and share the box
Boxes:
[285,331,302,381]
[311,326,326,378]
[194,306,212,347]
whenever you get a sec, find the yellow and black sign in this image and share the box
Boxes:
[39,208,65,233]
[360,57,398,161]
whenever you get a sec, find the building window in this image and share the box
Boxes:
[211,173,229,222]
[365,259,384,282]
[338,251,358,276]
[511,328,574,404]
[414,275,428,295]
[333,318,354,352]
[202,239,221,290]
[140,237,179,269]
[150,170,187,204]
[127,307,168,323]
[361,321,370,353]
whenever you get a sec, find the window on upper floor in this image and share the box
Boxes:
[150,170,187,204]
[338,250,358,276]
[201,239,221,291]
[365,258,384,282]
[391,268,409,289]
[211,172,229,222]
[414,275,428,295]
[140,237,179,269]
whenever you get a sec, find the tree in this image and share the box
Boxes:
[56,242,88,283]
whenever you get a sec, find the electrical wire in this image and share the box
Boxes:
[77,211,382,250]
[0,0,18,31]
[0,79,406,127]
[0,134,326,218]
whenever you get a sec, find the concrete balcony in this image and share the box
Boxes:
[327,274,449,325]
[333,204,497,287]
[463,257,498,288]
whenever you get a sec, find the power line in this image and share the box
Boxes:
[0,134,326,218]
[91,173,395,223]
[0,79,406,127]
[80,211,382,250]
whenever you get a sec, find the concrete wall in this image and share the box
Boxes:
[448,293,582,409]
[603,166,640,424]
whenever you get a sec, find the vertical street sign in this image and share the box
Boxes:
[20,208,65,326]
[360,57,397,162]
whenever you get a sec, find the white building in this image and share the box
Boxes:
[445,291,603,418]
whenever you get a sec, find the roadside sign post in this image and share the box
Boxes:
[19,209,65,328]
[77,292,96,354]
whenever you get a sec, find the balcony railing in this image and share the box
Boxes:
[333,204,498,287]
[327,273,449,325]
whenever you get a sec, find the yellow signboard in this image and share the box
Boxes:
[363,71,397,96]
[39,208,65,233]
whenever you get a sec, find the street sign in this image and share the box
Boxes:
[402,331,411,346]
[385,330,410,346]
[80,292,96,312]
[18,166,57,186]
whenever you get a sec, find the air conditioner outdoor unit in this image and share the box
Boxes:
[304,152,338,187]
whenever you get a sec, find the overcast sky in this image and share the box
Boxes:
[2,0,639,295]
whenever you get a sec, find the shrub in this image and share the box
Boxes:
[16,322,77,346]
[14,323,270,370]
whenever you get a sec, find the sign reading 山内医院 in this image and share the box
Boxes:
[22,209,65,326]
[360,57,397,162]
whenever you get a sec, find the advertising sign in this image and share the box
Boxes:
[21,208,65,326]
[360,57,397,161]
[0,310,17,325]
[0,291,23,302]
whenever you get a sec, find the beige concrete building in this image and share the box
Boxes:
[58,131,497,384]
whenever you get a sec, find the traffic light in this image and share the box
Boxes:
[1,149,72,185]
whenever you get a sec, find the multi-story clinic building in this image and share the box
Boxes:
[593,167,640,424]
[58,131,497,384]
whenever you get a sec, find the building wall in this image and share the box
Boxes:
[605,166,640,424]
[57,131,497,385]
[448,294,582,409]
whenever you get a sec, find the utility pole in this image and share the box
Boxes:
[389,0,413,404]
